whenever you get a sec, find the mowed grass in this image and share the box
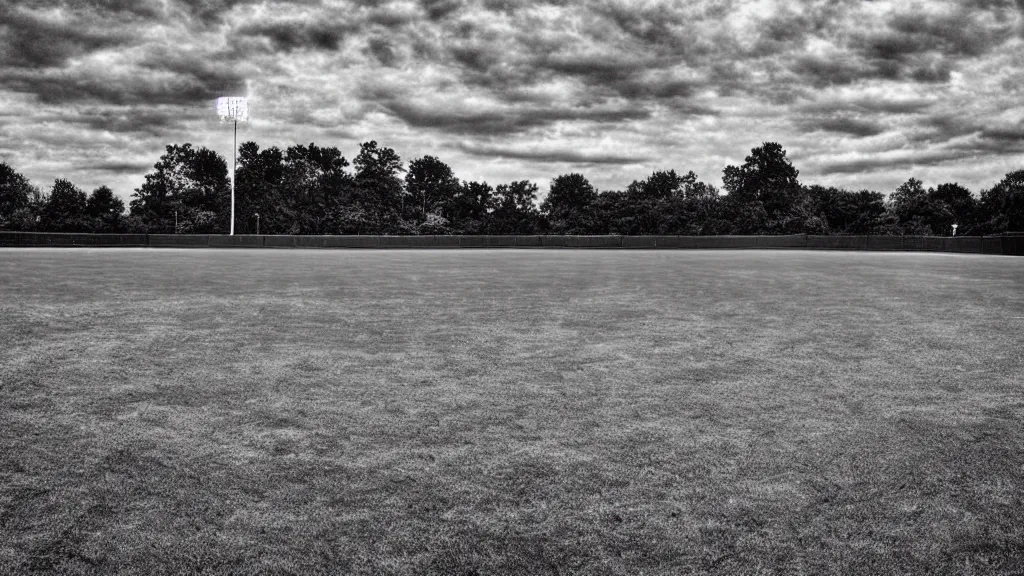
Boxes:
[1,248,1023,575]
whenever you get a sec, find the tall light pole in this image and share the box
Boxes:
[216,96,249,235]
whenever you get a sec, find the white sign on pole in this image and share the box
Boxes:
[216,97,249,122]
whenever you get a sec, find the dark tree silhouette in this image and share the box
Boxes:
[235,142,286,234]
[541,173,598,234]
[450,180,493,234]
[405,156,460,226]
[978,170,1024,233]
[805,186,887,235]
[86,186,125,232]
[889,178,951,236]
[353,141,406,234]
[6,139,1023,239]
[723,142,806,233]
[130,144,230,234]
[0,162,42,231]
[41,179,90,232]
[490,181,540,234]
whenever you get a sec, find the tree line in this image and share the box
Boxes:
[2,141,1022,236]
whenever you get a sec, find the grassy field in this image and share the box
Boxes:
[1,248,1022,575]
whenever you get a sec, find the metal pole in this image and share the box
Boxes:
[256,213,260,236]
[231,119,236,236]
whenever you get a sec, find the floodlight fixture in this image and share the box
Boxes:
[216,96,249,235]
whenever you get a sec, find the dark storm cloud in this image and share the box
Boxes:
[362,75,653,135]
[382,100,652,135]
[64,109,198,135]
[790,56,868,87]
[797,116,888,137]
[980,124,1024,142]
[81,160,154,173]
[419,0,464,20]
[0,5,137,68]
[5,0,165,20]
[0,58,247,106]
[801,97,936,116]
[457,143,647,165]
[172,0,275,27]
[901,113,985,144]
[590,1,699,52]
[537,53,649,83]
[234,19,348,52]
[782,1,1021,88]
[365,37,399,66]
[818,150,966,175]
[874,8,1018,59]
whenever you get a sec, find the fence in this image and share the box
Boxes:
[0,231,1021,255]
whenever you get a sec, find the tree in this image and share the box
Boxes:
[622,170,692,234]
[928,183,977,235]
[280,143,353,234]
[681,178,727,234]
[805,186,887,234]
[723,142,803,233]
[235,142,286,234]
[0,162,42,231]
[489,180,540,234]
[353,141,405,233]
[594,190,630,234]
[450,180,492,233]
[129,144,230,234]
[86,186,125,232]
[41,179,90,232]
[889,178,949,235]
[405,156,460,224]
[977,169,1024,233]
[541,173,599,234]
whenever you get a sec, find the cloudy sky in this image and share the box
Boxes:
[2,0,1023,202]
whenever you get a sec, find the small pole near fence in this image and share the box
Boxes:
[952,223,958,237]
[215,96,249,236]
[255,212,260,236]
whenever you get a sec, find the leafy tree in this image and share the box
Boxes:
[621,170,692,234]
[489,180,540,234]
[728,201,770,235]
[405,156,460,223]
[86,186,125,232]
[977,169,1024,233]
[281,143,353,234]
[41,179,90,232]
[889,178,950,235]
[353,141,405,233]
[129,144,229,234]
[594,190,630,234]
[235,142,286,234]
[541,173,599,234]
[805,186,887,234]
[723,142,804,233]
[0,162,42,231]
[681,178,727,234]
[928,183,977,235]
[449,180,493,233]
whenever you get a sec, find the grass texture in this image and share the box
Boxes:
[1,248,1023,575]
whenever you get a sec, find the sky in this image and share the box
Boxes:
[1,0,1023,203]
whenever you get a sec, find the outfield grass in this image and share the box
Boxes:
[1,248,1023,575]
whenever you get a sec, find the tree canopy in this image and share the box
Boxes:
[2,142,1022,237]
